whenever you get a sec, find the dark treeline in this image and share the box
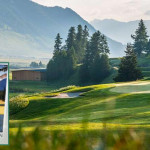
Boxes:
[47,20,149,83]
[114,19,149,82]
[114,43,143,82]
[47,25,111,83]
[30,61,45,68]
[131,19,150,56]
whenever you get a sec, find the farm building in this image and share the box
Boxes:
[12,69,46,81]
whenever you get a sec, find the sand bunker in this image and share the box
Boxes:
[51,92,83,99]
[110,81,150,94]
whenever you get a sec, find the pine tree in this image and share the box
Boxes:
[47,28,77,81]
[47,50,67,81]
[54,33,62,55]
[65,46,76,76]
[83,25,89,44]
[91,54,110,82]
[30,62,39,68]
[47,33,66,81]
[90,31,109,63]
[131,19,149,56]
[82,25,89,62]
[39,61,45,68]
[76,25,83,42]
[114,44,143,82]
[79,42,91,82]
[80,31,110,83]
[66,27,76,51]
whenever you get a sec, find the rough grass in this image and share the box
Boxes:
[1,127,149,150]
[10,95,29,115]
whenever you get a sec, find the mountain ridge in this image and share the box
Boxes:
[91,19,150,44]
[0,0,124,58]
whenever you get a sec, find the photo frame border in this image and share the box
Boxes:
[0,62,9,145]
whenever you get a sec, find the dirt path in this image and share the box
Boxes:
[111,81,150,94]
[52,92,83,99]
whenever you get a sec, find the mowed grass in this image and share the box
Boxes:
[10,81,150,131]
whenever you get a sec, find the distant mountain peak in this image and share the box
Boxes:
[0,0,124,58]
[91,19,150,44]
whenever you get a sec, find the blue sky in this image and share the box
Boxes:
[32,0,150,22]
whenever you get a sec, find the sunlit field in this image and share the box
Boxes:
[10,81,150,130]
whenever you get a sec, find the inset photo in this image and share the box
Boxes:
[0,63,9,145]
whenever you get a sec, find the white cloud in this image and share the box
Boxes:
[32,0,150,22]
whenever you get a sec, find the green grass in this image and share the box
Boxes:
[10,95,29,115]
[2,127,149,150]
[8,79,150,149]
[9,81,150,131]
[140,67,150,71]
[142,71,150,77]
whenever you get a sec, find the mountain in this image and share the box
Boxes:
[0,0,124,58]
[91,19,150,44]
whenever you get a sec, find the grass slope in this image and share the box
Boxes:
[10,81,150,131]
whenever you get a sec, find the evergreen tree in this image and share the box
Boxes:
[90,31,109,63]
[47,50,67,81]
[101,35,110,54]
[65,46,76,76]
[47,33,67,81]
[39,61,45,68]
[75,25,84,63]
[80,31,110,83]
[91,54,110,82]
[47,28,76,81]
[76,25,83,42]
[30,62,39,68]
[79,42,91,82]
[131,19,149,56]
[114,44,143,82]
[66,27,76,51]
[83,25,89,44]
[54,33,62,55]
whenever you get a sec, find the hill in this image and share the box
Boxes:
[10,80,150,130]
[91,19,150,44]
[0,0,124,58]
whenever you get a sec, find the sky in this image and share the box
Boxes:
[32,0,150,22]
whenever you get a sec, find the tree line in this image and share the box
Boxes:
[114,19,149,82]
[30,61,45,68]
[47,25,111,82]
[47,19,149,83]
